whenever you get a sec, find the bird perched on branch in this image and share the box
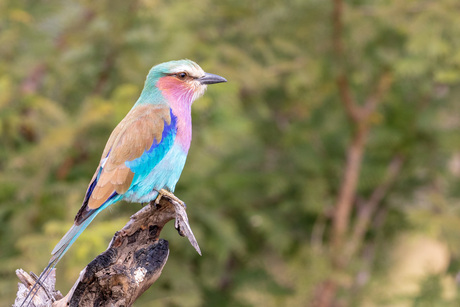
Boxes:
[20,59,226,306]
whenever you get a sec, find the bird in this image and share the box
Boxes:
[20,59,226,306]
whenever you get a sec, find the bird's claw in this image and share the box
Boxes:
[155,189,187,209]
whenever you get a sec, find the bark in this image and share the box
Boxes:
[15,193,200,307]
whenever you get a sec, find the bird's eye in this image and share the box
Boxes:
[177,72,188,79]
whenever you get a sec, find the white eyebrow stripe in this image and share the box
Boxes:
[168,63,205,78]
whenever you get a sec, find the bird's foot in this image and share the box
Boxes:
[154,189,187,209]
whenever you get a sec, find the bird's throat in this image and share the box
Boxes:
[157,76,194,152]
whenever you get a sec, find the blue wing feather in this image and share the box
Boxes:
[126,109,177,173]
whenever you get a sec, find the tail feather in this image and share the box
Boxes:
[51,217,95,257]
[20,210,102,307]
[19,260,57,307]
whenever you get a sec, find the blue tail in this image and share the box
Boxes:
[51,216,97,261]
[20,186,120,306]
[20,208,103,307]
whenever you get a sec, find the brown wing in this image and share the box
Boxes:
[86,104,171,210]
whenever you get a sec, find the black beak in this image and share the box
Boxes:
[198,73,227,85]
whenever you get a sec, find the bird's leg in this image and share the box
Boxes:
[154,189,187,209]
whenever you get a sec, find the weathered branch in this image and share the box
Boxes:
[15,193,200,307]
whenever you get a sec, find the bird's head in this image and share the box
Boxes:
[140,59,226,106]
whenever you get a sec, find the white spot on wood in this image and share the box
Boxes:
[134,267,147,285]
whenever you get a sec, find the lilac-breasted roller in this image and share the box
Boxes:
[21,59,226,306]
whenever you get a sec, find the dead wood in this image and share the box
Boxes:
[14,193,200,307]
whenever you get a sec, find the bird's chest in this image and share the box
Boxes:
[148,144,188,188]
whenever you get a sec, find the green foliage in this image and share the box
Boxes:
[1,0,460,306]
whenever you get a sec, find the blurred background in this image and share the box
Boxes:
[1,0,460,306]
